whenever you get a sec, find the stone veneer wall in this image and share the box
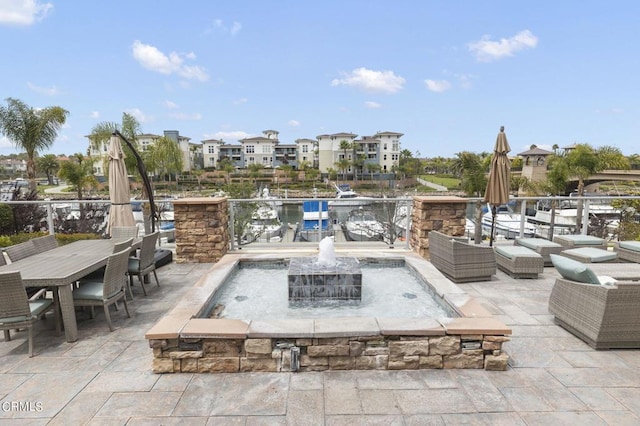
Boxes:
[173,197,229,263]
[410,196,468,258]
[150,335,509,373]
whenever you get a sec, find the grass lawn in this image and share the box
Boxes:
[419,175,461,190]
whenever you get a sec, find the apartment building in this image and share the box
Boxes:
[317,131,403,174]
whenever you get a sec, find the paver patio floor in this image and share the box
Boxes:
[1,249,639,424]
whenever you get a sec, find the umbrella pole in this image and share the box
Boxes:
[490,205,497,247]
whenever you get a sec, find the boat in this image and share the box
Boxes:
[242,204,285,243]
[328,184,370,208]
[342,206,385,242]
[296,200,334,242]
[257,186,282,207]
[392,201,411,239]
[482,204,538,239]
[526,196,621,238]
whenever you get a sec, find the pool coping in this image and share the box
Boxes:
[145,249,512,341]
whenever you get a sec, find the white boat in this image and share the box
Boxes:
[342,207,385,242]
[258,186,282,207]
[482,205,538,239]
[328,184,371,208]
[392,202,411,239]
[242,205,285,243]
[297,200,333,242]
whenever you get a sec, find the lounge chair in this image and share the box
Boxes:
[614,241,640,263]
[428,230,496,283]
[548,254,640,349]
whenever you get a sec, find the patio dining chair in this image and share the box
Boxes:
[0,271,59,357]
[128,231,160,296]
[76,238,135,299]
[111,226,139,240]
[31,235,58,253]
[73,247,131,331]
[5,240,37,262]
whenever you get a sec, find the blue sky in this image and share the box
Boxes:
[1,0,639,158]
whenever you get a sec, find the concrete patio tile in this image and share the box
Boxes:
[594,410,640,425]
[85,418,129,426]
[0,373,31,395]
[360,389,401,414]
[78,341,133,371]
[499,387,554,412]
[518,411,607,425]
[205,417,247,426]
[151,372,194,392]
[94,391,182,418]
[569,387,628,411]
[324,386,362,415]
[171,374,220,417]
[325,415,405,425]
[440,412,526,425]
[0,371,97,418]
[504,338,573,368]
[498,304,542,325]
[394,388,476,414]
[47,391,112,425]
[286,389,324,424]
[422,369,460,389]
[243,416,287,425]
[208,373,289,416]
[127,417,209,425]
[84,371,159,392]
[404,414,445,425]
[557,350,631,368]
[355,370,429,390]
[455,371,513,412]
[604,387,640,415]
[8,356,82,374]
[103,340,153,372]
[289,371,323,390]
[540,386,588,411]
[548,367,639,387]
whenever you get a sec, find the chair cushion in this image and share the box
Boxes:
[563,247,618,263]
[495,245,540,260]
[550,254,600,284]
[128,257,140,273]
[516,238,562,249]
[29,299,53,317]
[0,314,33,324]
[556,235,605,245]
[619,241,640,252]
[73,281,104,300]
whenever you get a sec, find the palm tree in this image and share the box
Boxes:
[148,136,184,188]
[0,98,68,190]
[89,112,143,175]
[451,151,487,196]
[335,158,351,183]
[58,153,97,200]
[36,153,60,185]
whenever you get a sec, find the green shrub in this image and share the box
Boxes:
[0,235,12,248]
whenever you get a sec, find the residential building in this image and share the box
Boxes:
[316,131,403,174]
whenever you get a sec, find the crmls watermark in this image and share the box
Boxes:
[1,401,44,412]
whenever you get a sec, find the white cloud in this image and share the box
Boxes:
[424,79,452,93]
[125,108,153,123]
[364,101,381,109]
[457,73,474,89]
[230,21,242,36]
[288,120,300,127]
[331,67,405,94]
[0,0,52,25]
[469,30,538,62]
[131,40,209,81]
[27,81,60,95]
[90,111,100,119]
[207,18,242,36]
[208,130,253,142]
[163,100,178,109]
[233,98,247,105]
[169,112,202,121]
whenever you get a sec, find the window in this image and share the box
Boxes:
[383,143,387,150]
[262,157,269,165]
[262,145,270,153]
[383,154,387,161]
[392,142,399,151]
[392,154,399,161]
[208,146,215,154]
[302,145,308,153]
[246,145,255,154]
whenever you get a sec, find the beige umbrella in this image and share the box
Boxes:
[484,126,511,246]
[106,134,135,235]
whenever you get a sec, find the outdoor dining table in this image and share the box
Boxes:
[0,238,140,343]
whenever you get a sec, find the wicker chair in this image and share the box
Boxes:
[77,238,135,299]
[0,271,58,356]
[548,277,640,349]
[31,235,58,253]
[111,226,139,240]
[0,252,6,266]
[128,231,160,296]
[428,230,496,283]
[73,248,131,331]
[5,240,37,262]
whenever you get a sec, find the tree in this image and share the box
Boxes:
[451,151,487,196]
[335,158,351,183]
[148,136,184,188]
[58,153,97,200]
[89,112,143,175]
[37,154,60,185]
[0,98,68,190]
[247,163,265,184]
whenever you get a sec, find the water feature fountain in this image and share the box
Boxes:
[288,237,362,301]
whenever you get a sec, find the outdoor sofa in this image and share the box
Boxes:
[428,230,496,283]
[548,254,640,349]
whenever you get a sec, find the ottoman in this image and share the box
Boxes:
[515,237,563,266]
[614,241,640,263]
[560,247,618,263]
[494,245,544,278]
[553,235,607,250]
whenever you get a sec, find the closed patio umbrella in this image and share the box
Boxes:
[106,134,135,235]
[484,126,511,246]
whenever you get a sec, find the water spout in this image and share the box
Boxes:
[316,236,337,267]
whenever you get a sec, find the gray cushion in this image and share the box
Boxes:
[495,245,540,259]
[73,281,104,300]
[550,254,600,285]
[563,247,618,262]
[619,241,640,252]
[516,238,562,249]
